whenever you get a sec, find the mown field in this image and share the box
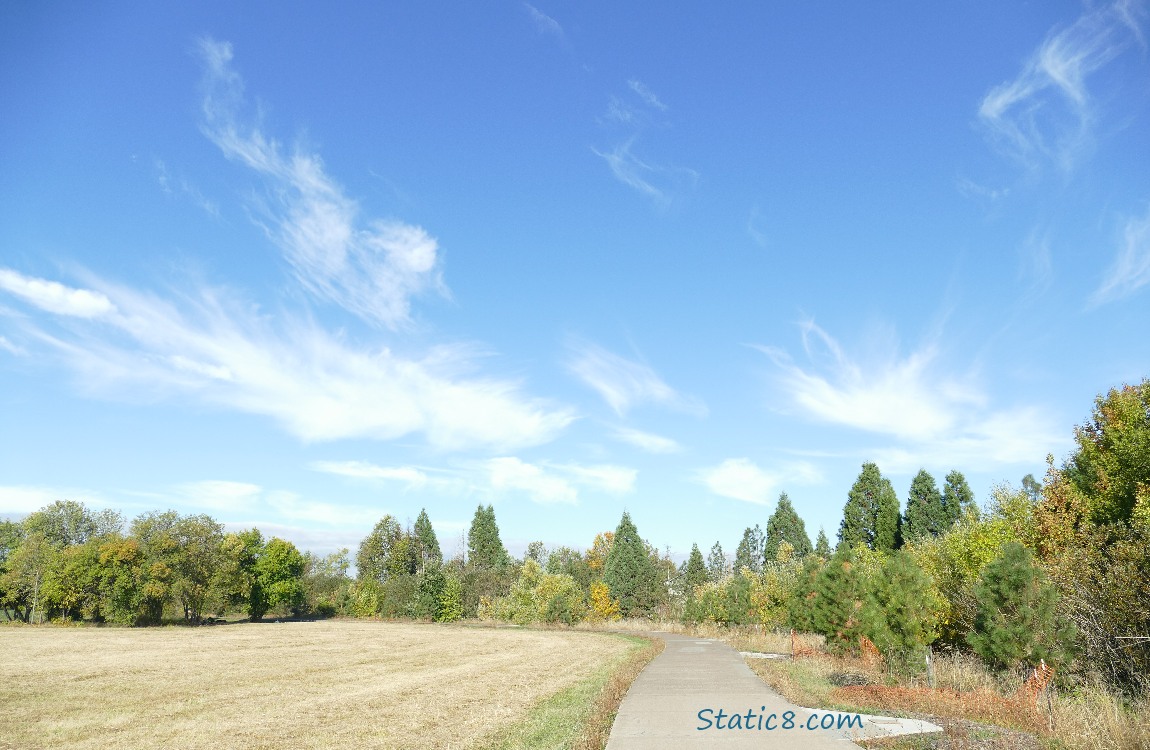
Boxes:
[0,620,638,750]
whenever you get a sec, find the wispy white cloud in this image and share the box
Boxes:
[547,462,636,494]
[759,321,1067,472]
[0,269,115,319]
[1091,203,1150,305]
[523,3,564,39]
[197,38,444,330]
[627,79,668,111]
[594,79,697,206]
[978,0,1146,171]
[310,460,432,487]
[171,480,263,512]
[155,158,220,217]
[0,273,574,451]
[612,426,683,454]
[312,456,634,505]
[0,485,113,516]
[1020,228,1054,292]
[697,458,820,505]
[485,456,577,504]
[566,337,704,416]
[0,335,25,356]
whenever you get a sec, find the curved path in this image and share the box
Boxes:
[606,633,939,749]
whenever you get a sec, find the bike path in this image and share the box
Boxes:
[605,632,939,749]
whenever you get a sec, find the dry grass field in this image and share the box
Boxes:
[0,620,636,750]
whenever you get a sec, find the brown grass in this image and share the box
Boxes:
[0,619,634,750]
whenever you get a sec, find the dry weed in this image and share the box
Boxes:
[0,620,632,750]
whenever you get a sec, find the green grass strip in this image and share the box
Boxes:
[479,634,654,750]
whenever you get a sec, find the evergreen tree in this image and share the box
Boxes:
[684,543,707,590]
[412,509,441,569]
[815,528,831,557]
[733,525,766,572]
[870,551,940,674]
[968,542,1074,671]
[811,544,877,654]
[903,469,945,541]
[788,555,823,633]
[467,505,509,569]
[840,462,901,552]
[706,541,727,581]
[603,512,662,617]
[941,470,976,528]
[765,493,813,560]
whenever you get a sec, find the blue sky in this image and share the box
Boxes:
[2,2,1148,561]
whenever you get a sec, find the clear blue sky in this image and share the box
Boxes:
[2,2,1148,560]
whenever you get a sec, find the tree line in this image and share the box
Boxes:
[2,379,1147,696]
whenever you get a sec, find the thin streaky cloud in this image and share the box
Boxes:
[196,38,444,330]
[311,457,634,504]
[759,321,1066,472]
[523,3,564,39]
[978,0,1146,171]
[0,335,25,356]
[566,337,705,417]
[1091,203,1150,305]
[612,426,683,454]
[628,79,668,111]
[696,458,820,506]
[0,272,574,451]
[0,269,115,319]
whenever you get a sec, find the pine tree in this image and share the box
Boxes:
[942,470,976,528]
[733,525,765,572]
[412,509,441,570]
[840,463,902,552]
[815,528,831,557]
[811,544,877,654]
[869,551,940,674]
[968,542,1074,671]
[788,555,823,633]
[903,469,945,541]
[603,512,662,617]
[706,541,727,581]
[683,543,707,593]
[765,493,813,560]
[467,505,509,569]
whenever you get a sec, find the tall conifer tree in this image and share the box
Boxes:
[815,528,831,557]
[942,471,976,528]
[706,541,727,581]
[413,509,441,569]
[733,525,766,572]
[683,543,707,594]
[903,469,944,540]
[840,462,901,552]
[466,505,508,569]
[603,512,661,617]
[765,493,813,560]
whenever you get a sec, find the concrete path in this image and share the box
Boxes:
[606,633,939,749]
